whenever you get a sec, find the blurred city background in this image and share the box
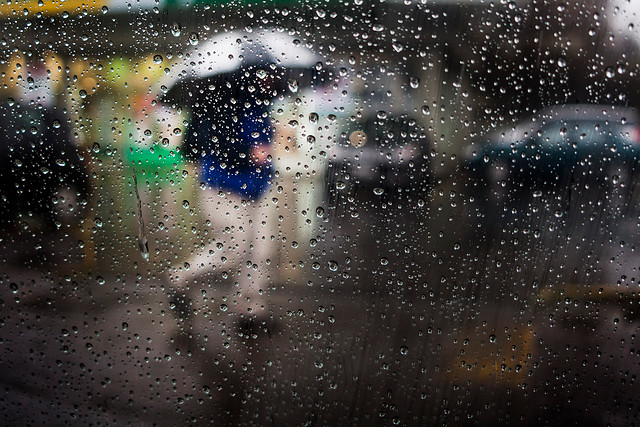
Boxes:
[2,0,640,425]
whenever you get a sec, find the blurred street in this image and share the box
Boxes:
[2,173,640,425]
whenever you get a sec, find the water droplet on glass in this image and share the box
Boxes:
[188,33,199,46]
[605,66,615,78]
[79,90,87,99]
[400,345,408,355]
[288,79,299,93]
[182,200,190,209]
[373,187,384,195]
[557,57,567,67]
[153,54,163,64]
[328,260,338,271]
[171,23,181,37]
[410,77,420,89]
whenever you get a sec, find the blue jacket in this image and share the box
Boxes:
[185,100,273,199]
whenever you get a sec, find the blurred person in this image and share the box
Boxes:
[270,82,341,282]
[167,72,276,332]
[0,61,88,229]
[125,92,185,254]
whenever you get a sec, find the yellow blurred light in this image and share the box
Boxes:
[0,0,106,17]
[349,130,367,147]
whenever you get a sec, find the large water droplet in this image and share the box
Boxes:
[171,23,181,37]
[605,66,615,78]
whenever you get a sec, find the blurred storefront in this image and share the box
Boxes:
[0,0,636,272]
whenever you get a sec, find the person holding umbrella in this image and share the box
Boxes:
[162,29,329,333]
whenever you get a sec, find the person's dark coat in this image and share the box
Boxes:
[0,100,88,225]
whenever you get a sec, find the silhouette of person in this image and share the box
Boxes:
[168,71,277,332]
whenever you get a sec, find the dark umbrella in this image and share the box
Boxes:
[161,28,332,105]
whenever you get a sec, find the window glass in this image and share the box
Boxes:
[2,1,640,425]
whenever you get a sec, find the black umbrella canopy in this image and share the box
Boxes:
[161,28,333,106]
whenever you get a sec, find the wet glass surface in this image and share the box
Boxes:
[1,1,640,425]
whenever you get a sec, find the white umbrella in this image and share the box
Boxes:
[161,28,328,104]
